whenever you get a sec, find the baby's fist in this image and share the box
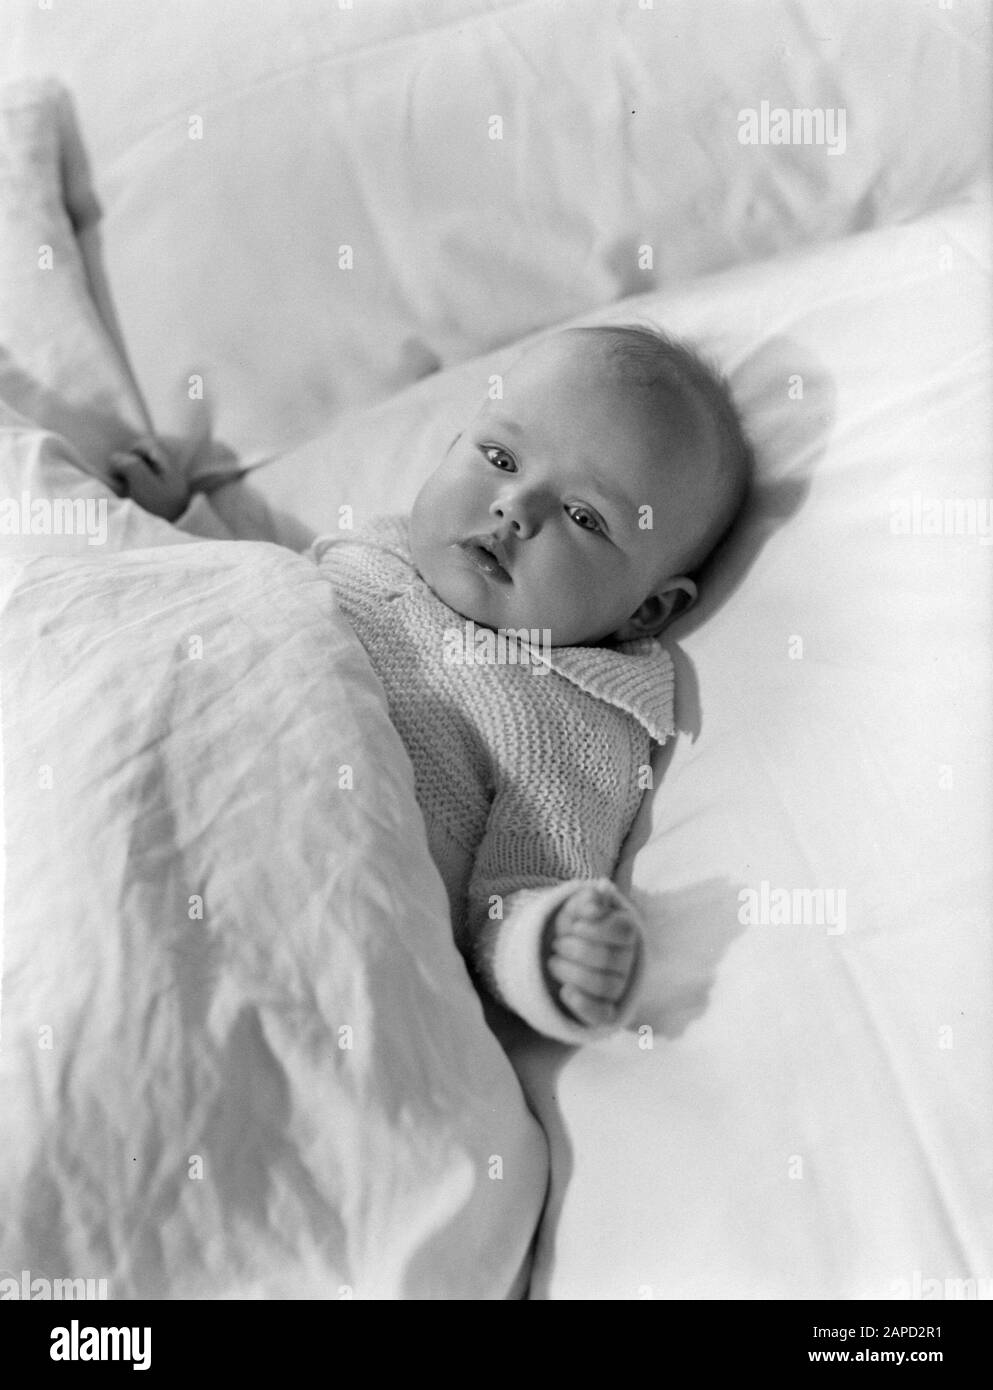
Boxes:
[110,435,191,521]
[543,881,642,1029]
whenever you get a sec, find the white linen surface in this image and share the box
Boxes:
[247,194,993,1298]
[1,0,988,462]
[0,431,548,1299]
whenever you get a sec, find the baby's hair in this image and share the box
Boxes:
[572,323,754,578]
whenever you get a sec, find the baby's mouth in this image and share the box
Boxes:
[456,537,512,583]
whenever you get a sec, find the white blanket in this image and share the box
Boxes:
[0,428,548,1299]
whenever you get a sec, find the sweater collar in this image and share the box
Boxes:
[380,514,677,745]
[547,639,675,746]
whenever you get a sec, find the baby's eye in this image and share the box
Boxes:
[481,445,516,472]
[568,505,602,534]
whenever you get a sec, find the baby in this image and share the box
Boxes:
[114,325,752,1044]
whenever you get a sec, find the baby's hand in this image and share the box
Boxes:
[109,435,191,521]
[543,881,642,1029]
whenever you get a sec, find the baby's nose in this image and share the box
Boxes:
[489,491,540,538]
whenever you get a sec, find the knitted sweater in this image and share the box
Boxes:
[306,516,676,1045]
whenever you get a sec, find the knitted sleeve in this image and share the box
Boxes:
[462,710,649,1045]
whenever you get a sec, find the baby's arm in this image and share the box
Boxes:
[458,726,650,1043]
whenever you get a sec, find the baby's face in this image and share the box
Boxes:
[409,332,712,646]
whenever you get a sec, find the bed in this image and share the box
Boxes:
[1,0,990,1300]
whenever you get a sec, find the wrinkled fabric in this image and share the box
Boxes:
[0,433,548,1299]
[1,0,987,459]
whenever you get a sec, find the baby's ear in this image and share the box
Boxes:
[614,577,697,640]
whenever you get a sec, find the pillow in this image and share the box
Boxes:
[3,0,988,460]
[247,189,988,539]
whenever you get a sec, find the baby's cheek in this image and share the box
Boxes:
[447,460,489,514]
[411,469,445,528]
[543,573,611,643]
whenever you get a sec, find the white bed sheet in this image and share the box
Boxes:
[247,194,993,1299]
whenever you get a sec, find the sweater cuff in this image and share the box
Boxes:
[492,879,644,1046]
